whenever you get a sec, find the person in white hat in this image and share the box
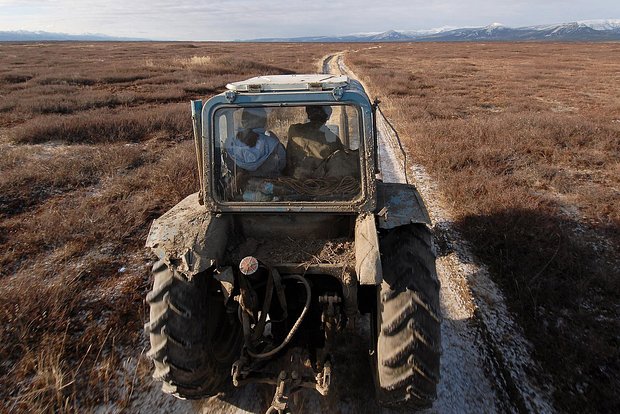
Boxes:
[225,107,286,177]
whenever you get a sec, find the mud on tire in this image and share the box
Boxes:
[145,260,242,399]
[373,224,441,408]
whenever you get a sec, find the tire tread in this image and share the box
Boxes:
[146,259,240,399]
[375,224,441,409]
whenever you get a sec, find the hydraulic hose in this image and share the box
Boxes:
[247,274,311,360]
[251,268,274,341]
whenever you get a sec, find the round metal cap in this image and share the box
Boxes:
[239,256,259,276]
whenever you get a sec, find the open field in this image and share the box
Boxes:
[347,42,620,413]
[0,42,618,413]
[0,42,343,412]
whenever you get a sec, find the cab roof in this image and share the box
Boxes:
[226,74,349,93]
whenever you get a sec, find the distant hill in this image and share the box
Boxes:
[3,20,620,42]
[251,20,620,42]
[0,30,147,41]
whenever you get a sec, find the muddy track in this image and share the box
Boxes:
[327,52,555,413]
[126,53,555,414]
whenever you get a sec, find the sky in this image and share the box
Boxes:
[0,0,618,40]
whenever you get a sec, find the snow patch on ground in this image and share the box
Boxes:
[336,54,555,413]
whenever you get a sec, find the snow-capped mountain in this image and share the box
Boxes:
[250,19,620,42]
[400,26,457,36]
[2,20,619,42]
[370,30,410,41]
[576,19,620,31]
[0,30,146,41]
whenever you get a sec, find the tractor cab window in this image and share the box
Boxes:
[213,104,362,203]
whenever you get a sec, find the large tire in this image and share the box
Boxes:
[373,224,441,409]
[145,259,242,399]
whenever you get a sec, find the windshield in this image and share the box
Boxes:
[212,104,362,203]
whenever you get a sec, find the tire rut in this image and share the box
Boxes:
[326,52,555,413]
[126,51,555,414]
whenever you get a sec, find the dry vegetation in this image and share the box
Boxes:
[1,41,618,414]
[347,42,620,413]
[0,42,341,412]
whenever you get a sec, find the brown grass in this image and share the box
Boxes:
[347,42,620,414]
[0,41,342,412]
[12,104,191,144]
[3,40,617,413]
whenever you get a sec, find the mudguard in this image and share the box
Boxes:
[145,192,230,278]
[355,213,382,285]
[374,182,431,229]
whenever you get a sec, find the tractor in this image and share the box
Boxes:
[144,74,440,412]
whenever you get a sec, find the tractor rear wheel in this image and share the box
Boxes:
[145,259,242,399]
[373,224,441,408]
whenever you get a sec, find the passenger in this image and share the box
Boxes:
[225,107,286,177]
[286,106,343,178]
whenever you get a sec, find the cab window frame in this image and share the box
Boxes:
[209,102,366,206]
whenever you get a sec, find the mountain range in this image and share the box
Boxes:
[0,30,146,41]
[1,20,619,42]
[251,20,620,42]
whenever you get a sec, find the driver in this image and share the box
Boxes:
[286,106,343,178]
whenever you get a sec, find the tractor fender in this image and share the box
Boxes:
[355,213,383,285]
[374,182,431,229]
[145,192,230,278]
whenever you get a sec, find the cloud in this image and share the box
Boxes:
[0,0,618,40]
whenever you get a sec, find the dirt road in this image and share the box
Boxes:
[329,52,555,413]
[126,53,555,414]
